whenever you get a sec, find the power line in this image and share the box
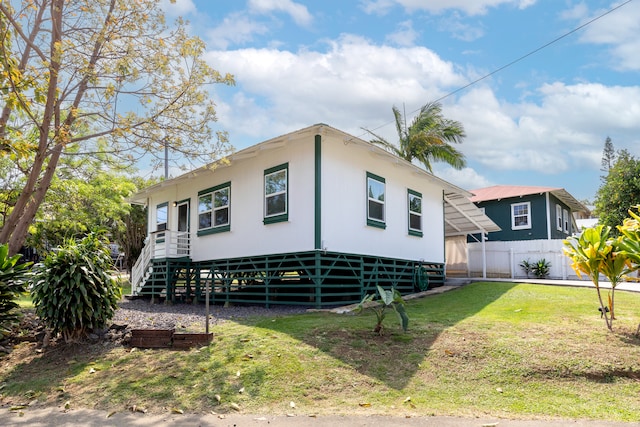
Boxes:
[362,0,634,136]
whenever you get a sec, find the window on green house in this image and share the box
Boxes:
[556,204,563,231]
[367,172,385,228]
[264,163,288,223]
[408,189,422,236]
[563,208,569,233]
[198,182,230,234]
[511,201,531,230]
[156,202,168,231]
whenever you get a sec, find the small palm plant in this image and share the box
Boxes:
[356,285,409,335]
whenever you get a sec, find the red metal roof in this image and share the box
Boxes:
[469,185,587,212]
[469,185,560,202]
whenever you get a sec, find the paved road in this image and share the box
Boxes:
[1,407,638,427]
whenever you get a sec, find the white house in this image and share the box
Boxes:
[129,124,497,307]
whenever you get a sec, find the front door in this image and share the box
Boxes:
[177,201,190,255]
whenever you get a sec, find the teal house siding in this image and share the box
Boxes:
[468,185,585,243]
[472,194,548,241]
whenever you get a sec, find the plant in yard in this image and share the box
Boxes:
[356,285,409,335]
[0,244,32,332]
[30,232,121,343]
[563,225,636,331]
[519,259,532,278]
[532,258,551,278]
[616,205,640,334]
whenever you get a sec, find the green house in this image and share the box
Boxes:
[469,185,587,242]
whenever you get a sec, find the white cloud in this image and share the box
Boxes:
[563,1,640,71]
[437,12,485,41]
[385,20,419,46]
[359,0,397,15]
[364,0,536,15]
[207,34,465,139]
[206,13,270,50]
[206,33,640,189]
[248,0,313,26]
[435,166,493,191]
[160,0,196,17]
[449,82,640,176]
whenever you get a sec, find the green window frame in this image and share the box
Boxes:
[197,182,231,236]
[408,189,423,237]
[367,172,385,229]
[264,163,288,224]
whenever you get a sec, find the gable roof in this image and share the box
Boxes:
[469,185,587,212]
[130,124,500,236]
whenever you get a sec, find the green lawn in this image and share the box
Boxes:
[2,282,640,421]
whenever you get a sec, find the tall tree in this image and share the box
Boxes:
[600,136,615,179]
[0,0,234,255]
[595,149,640,233]
[363,102,466,173]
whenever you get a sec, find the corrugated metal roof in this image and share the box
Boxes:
[469,185,587,212]
[444,192,501,236]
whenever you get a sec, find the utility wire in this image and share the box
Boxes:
[362,0,634,136]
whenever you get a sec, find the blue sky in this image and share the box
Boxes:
[160,0,640,203]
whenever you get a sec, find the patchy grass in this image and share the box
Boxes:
[1,282,640,422]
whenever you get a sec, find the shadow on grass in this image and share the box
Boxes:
[240,281,518,390]
[0,283,515,402]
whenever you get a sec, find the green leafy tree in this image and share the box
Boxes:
[356,285,409,335]
[362,102,466,173]
[595,149,640,235]
[30,171,136,253]
[0,0,234,255]
[563,226,637,331]
[0,243,31,331]
[30,232,121,343]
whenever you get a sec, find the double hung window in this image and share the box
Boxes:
[264,163,288,224]
[408,189,423,237]
[367,172,385,228]
[198,182,230,235]
[511,202,531,230]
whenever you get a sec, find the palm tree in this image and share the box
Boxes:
[363,102,467,173]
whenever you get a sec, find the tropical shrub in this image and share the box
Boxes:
[356,285,409,335]
[0,244,32,331]
[563,225,637,331]
[519,259,532,278]
[30,233,121,343]
[532,258,551,278]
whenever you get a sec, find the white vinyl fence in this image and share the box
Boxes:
[467,239,583,280]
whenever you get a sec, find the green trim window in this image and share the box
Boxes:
[367,172,385,228]
[198,182,231,235]
[264,163,288,224]
[408,189,423,237]
[156,202,168,232]
[511,201,531,230]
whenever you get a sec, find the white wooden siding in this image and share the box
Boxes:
[144,129,448,264]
